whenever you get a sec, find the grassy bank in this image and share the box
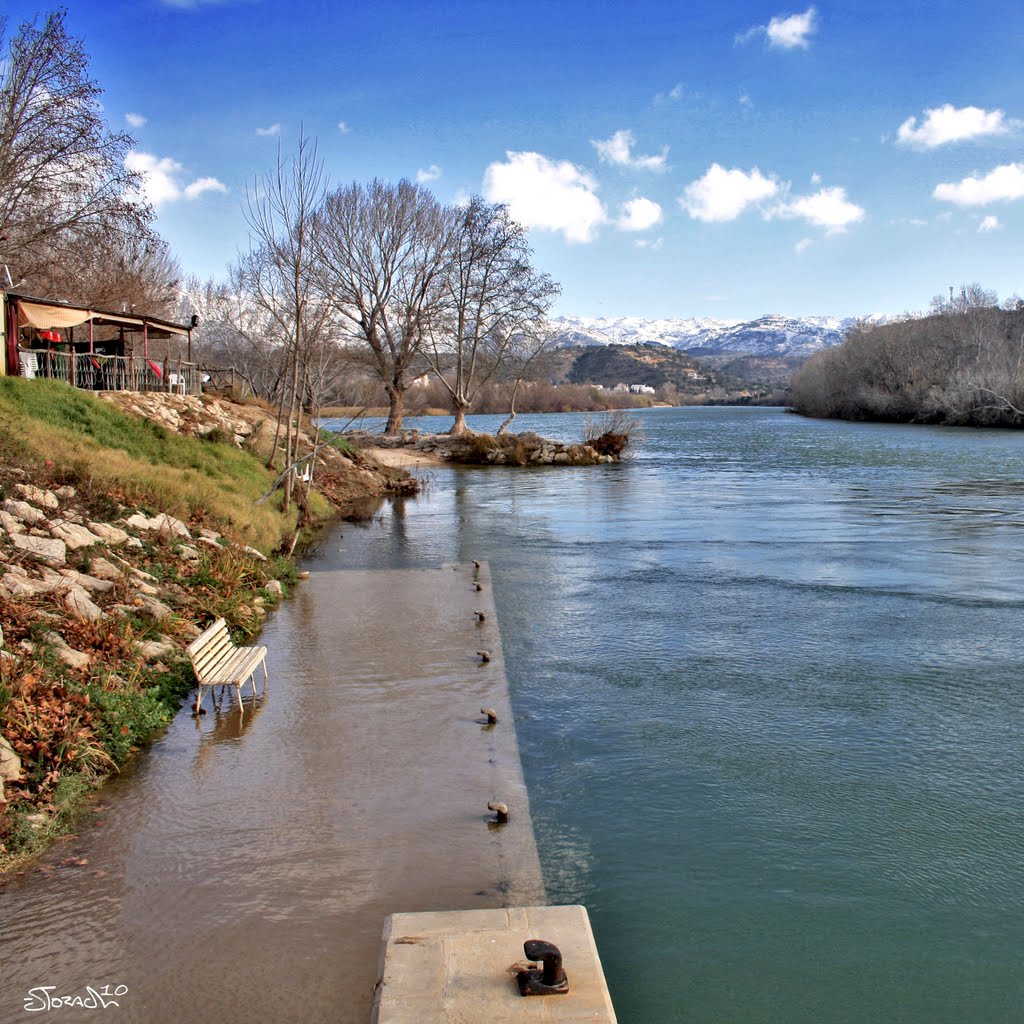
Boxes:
[0,379,405,871]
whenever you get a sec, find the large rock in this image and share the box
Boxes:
[2,499,46,525]
[0,733,23,802]
[11,533,66,564]
[125,512,192,540]
[50,520,103,551]
[137,638,176,662]
[39,567,116,595]
[133,594,174,622]
[88,522,130,546]
[0,510,25,535]
[86,557,124,582]
[14,483,59,510]
[43,631,92,670]
[0,573,58,597]
[64,586,103,622]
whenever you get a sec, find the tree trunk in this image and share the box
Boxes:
[497,379,521,435]
[385,386,405,435]
[449,401,469,435]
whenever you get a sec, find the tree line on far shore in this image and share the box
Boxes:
[789,285,1024,427]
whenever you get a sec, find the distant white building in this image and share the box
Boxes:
[613,382,630,392]
[628,383,656,394]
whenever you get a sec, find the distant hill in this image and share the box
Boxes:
[566,343,713,391]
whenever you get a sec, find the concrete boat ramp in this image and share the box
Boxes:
[308,560,616,1020]
[296,560,544,914]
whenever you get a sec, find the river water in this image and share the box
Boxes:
[326,406,1024,1023]
[4,406,1024,1022]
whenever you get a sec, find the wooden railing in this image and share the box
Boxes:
[18,350,201,395]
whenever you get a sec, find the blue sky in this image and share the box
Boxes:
[6,0,1024,320]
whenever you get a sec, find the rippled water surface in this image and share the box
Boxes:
[326,406,1024,1023]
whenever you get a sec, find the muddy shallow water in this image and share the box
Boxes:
[0,561,541,1023]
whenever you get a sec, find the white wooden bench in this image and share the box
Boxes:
[186,617,268,713]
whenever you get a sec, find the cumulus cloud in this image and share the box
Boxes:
[592,129,668,172]
[125,112,146,128]
[770,185,865,232]
[896,104,1017,147]
[256,123,281,137]
[680,164,779,222]
[337,119,351,134]
[483,151,606,243]
[933,163,1024,205]
[794,237,813,254]
[184,176,228,200]
[125,151,227,207]
[416,164,442,184]
[616,197,663,231]
[737,6,817,49]
[979,215,1001,232]
[635,236,664,250]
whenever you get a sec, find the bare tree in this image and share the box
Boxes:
[421,197,559,434]
[0,10,153,294]
[234,132,329,511]
[495,326,558,434]
[316,179,453,434]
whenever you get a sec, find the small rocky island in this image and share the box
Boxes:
[346,428,625,467]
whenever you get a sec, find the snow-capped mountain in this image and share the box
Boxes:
[550,313,892,357]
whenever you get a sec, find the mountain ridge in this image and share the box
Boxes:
[550,312,893,358]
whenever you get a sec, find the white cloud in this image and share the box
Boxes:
[616,197,663,231]
[416,164,442,184]
[738,6,817,49]
[483,151,606,243]
[592,129,668,172]
[933,163,1024,205]
[184,176,228,200]
[125,151,227,207]
[337,120,351,134]
[770,185,865,232]
[635,237,664,250]
[896,104,1017,147]
[979,215,1002,232]
[739,93,753,108]
[794,237,813,254]
[256,123,281,137]
[810,172,822,185]
[125,112,146,128]
[680,163,779,222]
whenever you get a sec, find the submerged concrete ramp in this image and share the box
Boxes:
[299,561,546,1015]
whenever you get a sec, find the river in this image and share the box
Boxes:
[4,406,1024,1022]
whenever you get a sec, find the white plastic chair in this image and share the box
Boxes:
[18,351,38,380]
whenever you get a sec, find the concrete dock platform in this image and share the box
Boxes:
[373,905,618,1023]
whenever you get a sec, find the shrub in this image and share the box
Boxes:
[582,409,642,458]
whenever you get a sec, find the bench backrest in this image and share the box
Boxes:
[187,618,238,680]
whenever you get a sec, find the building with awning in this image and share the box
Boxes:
[2,291,198,393]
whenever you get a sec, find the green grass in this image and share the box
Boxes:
[0,378,294,551]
